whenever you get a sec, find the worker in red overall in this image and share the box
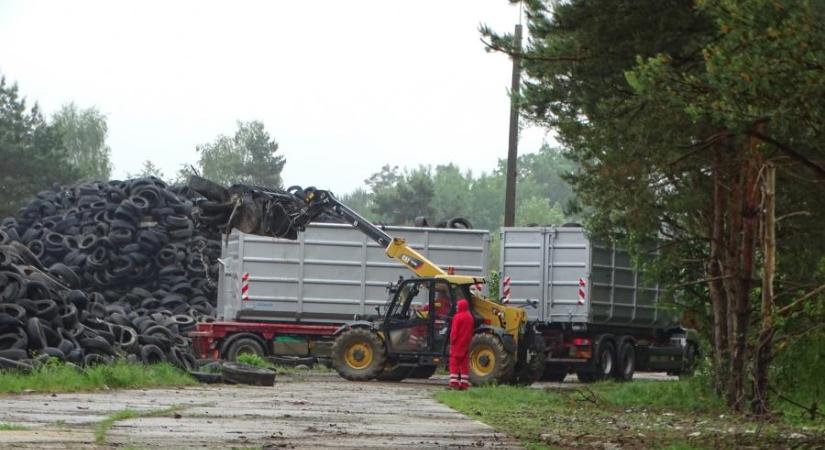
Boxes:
[449,298,473,390]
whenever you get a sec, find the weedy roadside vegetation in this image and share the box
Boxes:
[0,359,195,394]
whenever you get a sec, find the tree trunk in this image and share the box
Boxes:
[753,162,775,416]
[709,146,729,395]
[732,148,759,411]
[722,139,744,408]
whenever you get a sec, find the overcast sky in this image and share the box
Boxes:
[0,0,552,194]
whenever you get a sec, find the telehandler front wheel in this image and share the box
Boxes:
[468,333,514,386]
[331,328,386,381]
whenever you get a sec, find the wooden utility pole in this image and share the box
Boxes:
[504,23,523,227]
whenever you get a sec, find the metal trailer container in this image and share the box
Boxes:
[500,226,677,328]
[500,226,696,380]
[217,223,490,324]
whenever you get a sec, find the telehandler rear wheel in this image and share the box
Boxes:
[468,334,514,386]
[331,328,386,381]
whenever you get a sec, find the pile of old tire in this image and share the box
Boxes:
[0,243,199,372]
[0,177,223,371]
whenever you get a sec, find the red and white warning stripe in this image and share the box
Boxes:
[502,276,511,304]
[578,277,586,305]
[241,273,250,301]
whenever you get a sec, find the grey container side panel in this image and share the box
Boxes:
[222,223,490,324]
[545,227,591,323]
[499,228,546,321]
[588,241,666,327]
[217,232,241,321]
[500,227,670,328]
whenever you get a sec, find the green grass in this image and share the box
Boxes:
[436,380,824,450]
[0,360,195,394]
[236,353,272,369]
[590,378,724,413]
[0,422,28,431]
[94,405,187,443]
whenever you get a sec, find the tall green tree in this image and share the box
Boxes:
[486,0,825,414]
[195,121,285,188]
[366,165,435,224]
[51,103,112,181]
[0,76,78,217]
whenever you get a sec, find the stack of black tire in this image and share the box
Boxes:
[0,177,221,372]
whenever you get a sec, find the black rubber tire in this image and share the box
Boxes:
[188,176,229,202]
[331,328,386,381]
[376,364,411,382]
[140,344,167,364]
[614,339,636,382]
[578,338,616,383]
[542,365,568,382]
[0,356,32,372]
[468,333,515,386]
[188,370,223,384]
[447,217,473,229]
[84,353,112,366]
[221,362,275,386]
[594,340,616,381]
[25,318,47,350]
[511,332,547,385]
[0,349,28,360]
[223,335,266,361]
[576,371,599,383]
[408,365,438,379]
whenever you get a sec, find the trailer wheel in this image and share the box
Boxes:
[331,328,386,381]
[468,333,514,386]
[577,339,616,383]
[615,340,636,382]
[594,340,616,380]
[409,365,438,379]
[223,335,266,361]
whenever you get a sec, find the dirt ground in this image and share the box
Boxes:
[0,373,519,449]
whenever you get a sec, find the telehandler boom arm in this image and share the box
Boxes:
[299,187,447,278]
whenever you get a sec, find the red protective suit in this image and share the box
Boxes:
[449,298,473,389]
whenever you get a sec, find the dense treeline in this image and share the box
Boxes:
[484,0,825,415]
[341,143,576,233]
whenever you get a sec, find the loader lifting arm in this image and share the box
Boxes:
[299,188,447,278]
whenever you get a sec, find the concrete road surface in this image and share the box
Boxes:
[0,375,518,449]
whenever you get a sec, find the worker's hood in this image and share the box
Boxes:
[457,298,469,313]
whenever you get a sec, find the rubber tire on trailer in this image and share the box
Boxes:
[331,328,386,381]
[221,362,276,386]
[577,339,616,383]
[614,339,636,382]
[468,333,515,386]
[223,336,266,362]
[511,332,547,385]
[408,365,438,379]
[376,364,411,382]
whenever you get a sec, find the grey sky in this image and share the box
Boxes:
[0,0,551,194]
